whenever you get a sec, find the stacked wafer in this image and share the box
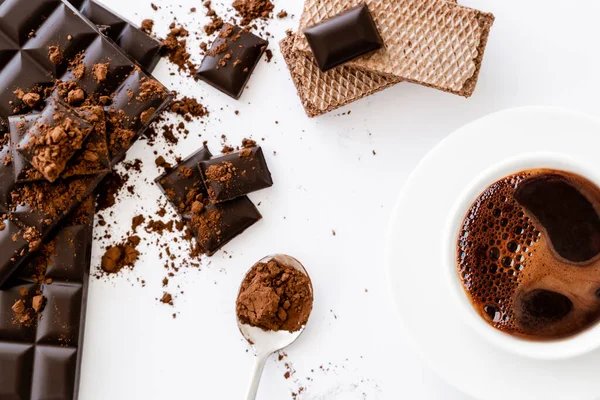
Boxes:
[281,0,495,117]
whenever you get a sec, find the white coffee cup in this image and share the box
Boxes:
[443,152,600,360]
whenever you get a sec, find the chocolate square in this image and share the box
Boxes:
[156,146,262,256]
[198,146,273,203]
[196,24,268,99]
[9,106,110,183]
[303,4,383,72]
[16,99,94,182]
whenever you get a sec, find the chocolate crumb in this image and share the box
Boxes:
[265,49,273,62]
[92,63,109,83]
[48,45,62,64]
[232,0,274,25]
[100,236,141,274]
[160,292,174,306]
[141,19,154,34]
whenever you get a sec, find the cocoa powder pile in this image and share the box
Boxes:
[236,259,313,332]
[232,0,274,25]
[100,235,141,274]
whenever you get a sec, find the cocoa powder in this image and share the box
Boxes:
[100,235,141,274]
[232,0,274,25]
[236,259,313,332]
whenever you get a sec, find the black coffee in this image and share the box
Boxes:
[457,169,600,340]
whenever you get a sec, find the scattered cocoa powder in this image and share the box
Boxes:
[22,92,40,107]
[162,23,197,76]
[160,292,174,306]
[11,294,46,326]
[232,0,274,25]
[236,259,313,332]
[132,215,145,232]
[48,45,62,64]
[242,138,257,148]
[141,19,154,34]
[95,172,128,211]
[100,235,141,274]
[170,97,208,121]
[203,1,224,35]
[92,63,109,83]
[277,10,288,19]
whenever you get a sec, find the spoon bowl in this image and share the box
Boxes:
[237,254,313,400]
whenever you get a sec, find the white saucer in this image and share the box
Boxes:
[385,107,600,400]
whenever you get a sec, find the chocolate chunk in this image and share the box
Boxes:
[155,146,213,218]
[156,146,262,255]
[198,146,273,203]
[190,197,262,256]
[196,24,268,99]
[303,4,383,72]
[16,99,93,182]
[9,106,111,183]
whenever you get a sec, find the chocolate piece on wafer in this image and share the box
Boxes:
[280,35,399,118]
[303,4,383,72]
[295,0,494,97]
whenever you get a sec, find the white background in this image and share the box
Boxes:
[78,1,600,399]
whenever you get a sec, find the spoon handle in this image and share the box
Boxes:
[244,353,269,400]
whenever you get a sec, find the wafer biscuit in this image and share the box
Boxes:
[294,0,494,97]
[280,35,400,118]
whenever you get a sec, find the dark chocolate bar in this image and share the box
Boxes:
[196,24,268,99]
[0,197,94,400]
[303,4,383,72]
[156,146,262,256]
[66,0,163,72]
[0,0,171,285]
[198,146,273,203]
[16,99,93,182]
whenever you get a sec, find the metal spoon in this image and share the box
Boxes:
[237,254,313,400]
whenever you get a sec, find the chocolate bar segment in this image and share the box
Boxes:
[198,146,273,203]
[303,4,382,72]
[197,24,268,99]
[155,146,213,218]
[295,0,495,97]
[17,99,93,182]
[156,146,262,256]
[67,0,163,71]
[0,197,94,400]
[280,35,399,117]
[0,212,38,285]
[10,106,110,183]
[192,198,262,256]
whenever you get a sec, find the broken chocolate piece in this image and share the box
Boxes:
[10,107,111,183]
[196,24,268,99]
[198,146,273,203]
[155,145,262,255]
[17,99,93,182]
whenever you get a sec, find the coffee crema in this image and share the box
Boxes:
[457,169,600,340]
